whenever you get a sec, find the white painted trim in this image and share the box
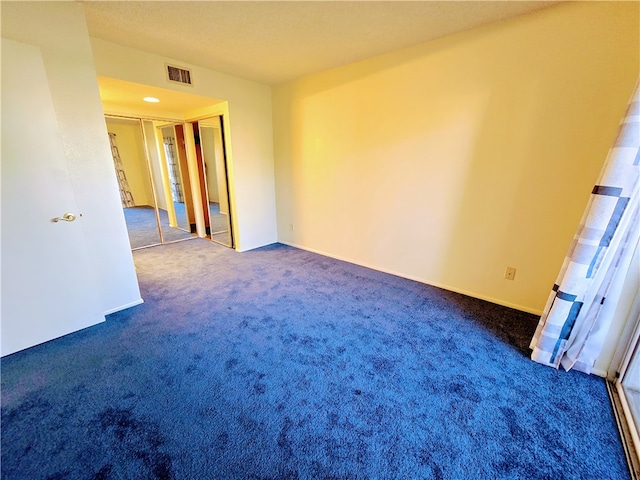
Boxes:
[591,368,608,378]
[104,298,144,315]
[279,241,543,316]
[609,294,640,380]
[608,381,640,480]
[616,381,640,478]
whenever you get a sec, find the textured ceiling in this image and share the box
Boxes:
[82,1,560,86]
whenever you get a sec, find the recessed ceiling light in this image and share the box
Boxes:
[143,97,160,103]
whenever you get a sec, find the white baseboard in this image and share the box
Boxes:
[279,241,543,316]
[104,298,144,315]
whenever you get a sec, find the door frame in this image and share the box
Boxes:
[608,294,640,479]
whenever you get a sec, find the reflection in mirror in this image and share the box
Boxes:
[142,120,196,245]
[106,116,162,250]
[160,125,196,238]
[196,116,233,247]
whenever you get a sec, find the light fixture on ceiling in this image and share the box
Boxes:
[143,97,160,103]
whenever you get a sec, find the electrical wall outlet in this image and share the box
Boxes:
[289,223,294,231]
[504,266,516,281]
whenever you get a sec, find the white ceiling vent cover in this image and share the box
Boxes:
[166,64,192,85]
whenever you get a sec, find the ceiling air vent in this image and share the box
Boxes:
[166,64,192,85]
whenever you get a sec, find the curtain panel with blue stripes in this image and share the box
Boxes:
[530,82,640,374]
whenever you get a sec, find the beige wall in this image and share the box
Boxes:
[1,2,142,314]
[272,2,639,314]
[106,118,154,207]
[91,38,277,252]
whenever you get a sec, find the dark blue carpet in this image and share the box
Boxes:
[123,205,194,249]
[0,240,629,479]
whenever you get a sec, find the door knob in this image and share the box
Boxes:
[52,213,76,223]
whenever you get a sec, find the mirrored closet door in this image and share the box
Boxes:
[150,121,197,244]
[106,116,162,249]
[193,116,234,247]
[106,116,198,250]
[106,114,234,250]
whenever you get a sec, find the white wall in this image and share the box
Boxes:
[90,38,277,252]
[1,2,142,314]
[272,1,639,314]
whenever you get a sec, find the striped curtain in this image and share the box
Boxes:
[530,82,640,374]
